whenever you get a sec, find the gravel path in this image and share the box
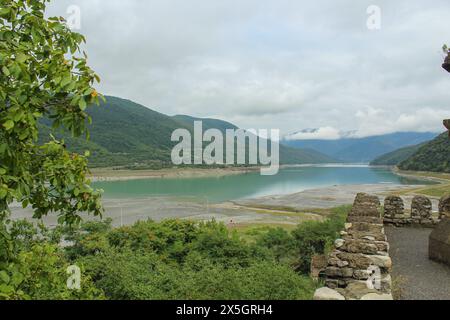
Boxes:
[386,226,450,300]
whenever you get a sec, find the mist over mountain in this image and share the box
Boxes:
[282,131,438,163]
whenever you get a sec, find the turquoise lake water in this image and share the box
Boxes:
[92,165,431,203]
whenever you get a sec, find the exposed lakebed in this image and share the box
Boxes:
[12,166,436,227]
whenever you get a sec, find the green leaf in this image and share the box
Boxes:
[79,98,87,111]
[0,284,14,294]
[19,131,29,140]
[0,271,10,284]
[16,53,28,63]
[0,189,8,199]
[2,120,14,130]
[2,66,10,76]
[10,272,24,286]
[60,75,72,87]
[0,8,11,18]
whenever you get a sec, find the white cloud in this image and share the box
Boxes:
[285,127,342,140]
[46,0,450,136]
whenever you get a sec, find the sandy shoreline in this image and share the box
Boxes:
[89,166,261,182]
[89,164,411,182]
[392,167,450,183]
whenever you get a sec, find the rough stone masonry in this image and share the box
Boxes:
[383,195,405,225]
[384,194,439,228]
[314,193,393,300]
[411,195,433,223]
[438,195,450,220]
[430,195,450,266]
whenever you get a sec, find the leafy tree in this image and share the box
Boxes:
[0,0,103,299]
[0,0,103,235]
[62,217,337,300]
[292,207,347,273]
[256,227,296,263]
[0,243,104,300]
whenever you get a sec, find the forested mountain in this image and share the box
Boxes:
[398,132,450,173]
[39,96,335,168]
[370,143,426,166]
[173,115,239,133]
[283,132,437,163]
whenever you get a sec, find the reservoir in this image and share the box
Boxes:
[93,165,431,203]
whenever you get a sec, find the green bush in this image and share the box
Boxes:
[291,206,349,273]
[3,206,351,300]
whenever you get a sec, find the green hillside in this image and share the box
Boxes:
[39,96,192,168]
[398,132,450,173]
[39,96,335,168]
[370,143,426,166]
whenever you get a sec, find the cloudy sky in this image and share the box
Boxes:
[47,0,450,139]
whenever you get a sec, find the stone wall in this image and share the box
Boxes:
[429,218,450,266]
[313,193,449,300]
[314,193,393,300]
[430,195,450,266]
[383,194,440,227]
[439,195,450,219]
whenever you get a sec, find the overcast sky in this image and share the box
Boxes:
[47,0,450,139]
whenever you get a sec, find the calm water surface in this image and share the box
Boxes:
[93,165,431,203]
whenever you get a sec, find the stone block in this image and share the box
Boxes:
[349,193,381,219]
[429,217,450,266]
[438,195,450,219]
[411,195,432,220]
[384,195,405,219]
[313,287,345,300]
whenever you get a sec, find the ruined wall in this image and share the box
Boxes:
[314,193,393,300]
[429,218,450,265]
[430,195,450,266]
[313,193,447,300]
[383,195,440,227]
[439,195,450,220]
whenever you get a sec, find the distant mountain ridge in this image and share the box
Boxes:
[172,115,336,166]
[39,96,336,168]
[173,115,239,133]
[282,132,438,163]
